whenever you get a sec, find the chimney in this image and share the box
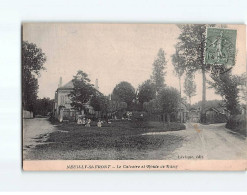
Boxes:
[95,79,99,91]
[58,77,62,88]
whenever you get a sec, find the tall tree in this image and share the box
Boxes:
[177,24,215,123]
[172,46,186,96]
[22,41,46,111]
[150,48,167,93]
[137,79,156,105]
[172,46,186,122]
[184,74,197,107]
[112,81,136,109]
[69,70,96,111]
[208,70,241,115]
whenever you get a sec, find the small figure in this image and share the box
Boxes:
[85,118,91,127]
[97,119,102,128]
[59,115,63,123]
[77,117,82,124]
[82,117,86,126]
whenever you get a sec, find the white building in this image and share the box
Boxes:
[53,77,99,122]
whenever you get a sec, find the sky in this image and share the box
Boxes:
[23,23,246,104]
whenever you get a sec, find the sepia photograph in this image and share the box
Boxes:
[22,23,247,171]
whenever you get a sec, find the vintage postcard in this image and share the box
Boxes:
[22,23,247,171]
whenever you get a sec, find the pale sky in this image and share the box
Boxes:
[23,23,246,104]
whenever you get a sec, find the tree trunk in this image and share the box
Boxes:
[189,96,191,110]
[167,113,170,126]
[201,66,206,123]
[162,113,165,126]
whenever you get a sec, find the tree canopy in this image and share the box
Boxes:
[112,81,136,109]
[156,87,180,116]
[69,70,96,111]
[90,94,108,112]
[171,46,186,79]
[150,48,167,93]
[34,98,54,116]
[208,71,241,115]
[137,79,156,105]
[22,41,46,111]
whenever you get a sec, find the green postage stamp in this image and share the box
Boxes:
[205,27,237,67]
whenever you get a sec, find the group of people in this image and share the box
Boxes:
[77,116,103,128]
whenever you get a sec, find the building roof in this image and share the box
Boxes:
[57,80,102,95]
[58,80,74,89]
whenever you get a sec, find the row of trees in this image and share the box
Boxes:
[23,24,245,121]
[69,48,181,123]
[170,24,245,121]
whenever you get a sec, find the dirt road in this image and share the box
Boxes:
[23,118,57,158]
[162,123,247,160]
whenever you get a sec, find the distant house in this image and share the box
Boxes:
[53,77,98,122]
[205,107,229,124]
[189,108,200,123]
[188,106,229,124]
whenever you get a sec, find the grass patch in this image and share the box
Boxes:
[25,120,185,160]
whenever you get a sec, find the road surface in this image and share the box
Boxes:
[160,123,247,160]
[23,118,57,157]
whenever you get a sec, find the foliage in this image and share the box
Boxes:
[150,48,167,93]
[112,81,136,109]
[22,41,46,111]
[90,94,108,112]
[156,87,180,115]
[137,79,156,105]
[143,99,161,114]
[233,73,247,102]
[69,70,96,111]
[191,100,224,110]
[107,100,127,113]
[183,74,197,104]
[23,72,39,112]
[177,24,215,73]
[226,115,246,136]
[34,98,54,116]
[171,46,186,78]
[177,24,216,122]
[208,71,241,115]
[22,41,47,76]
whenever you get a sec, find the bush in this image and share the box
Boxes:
[130,119,186,131]
[146,121,186,131]
[225,115,246,136]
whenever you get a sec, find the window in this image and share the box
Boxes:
[61,96,65,105]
